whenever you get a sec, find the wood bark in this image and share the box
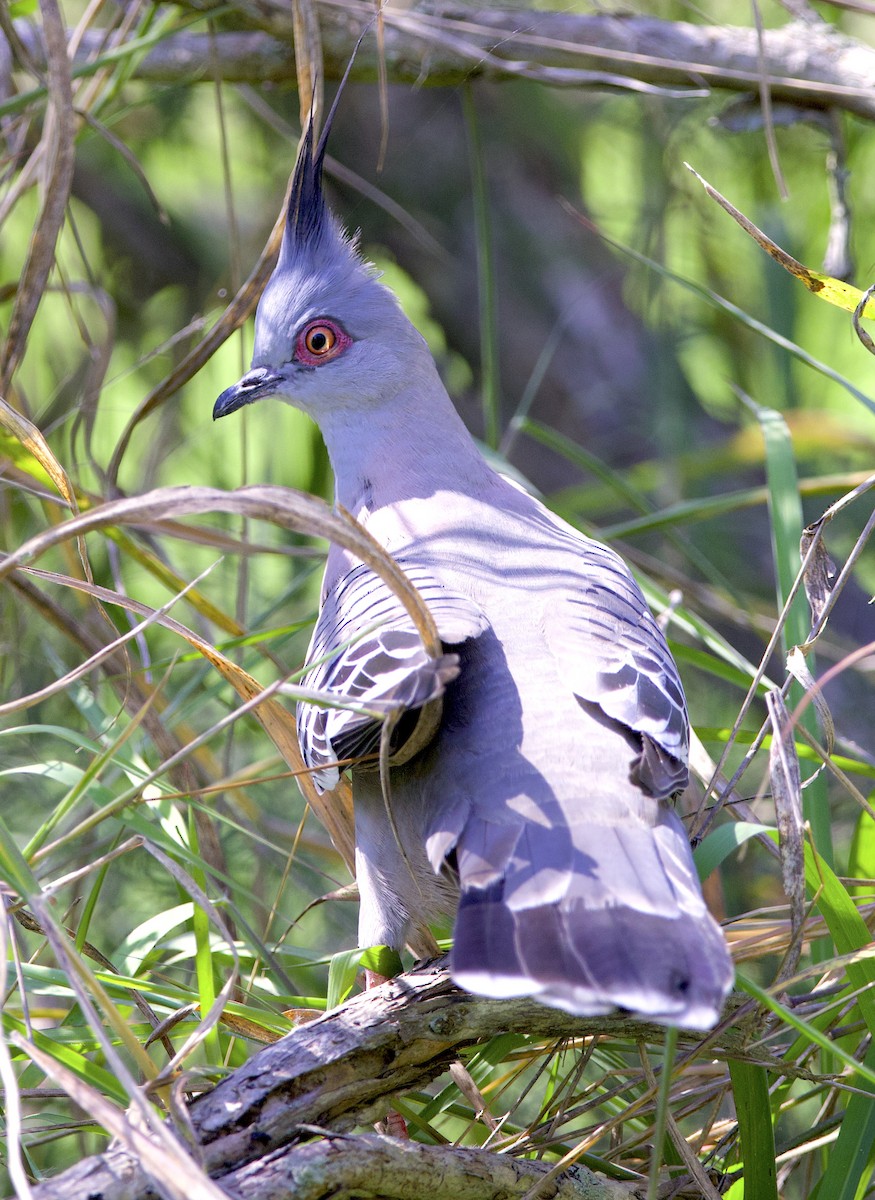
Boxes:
[23,962,744,1200]
[10,6,875,119]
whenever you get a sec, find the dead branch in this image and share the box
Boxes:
[22,962,744,1200]
[26,1132,646,1200]
[222,1134,645,1200]
[9,6,875,119]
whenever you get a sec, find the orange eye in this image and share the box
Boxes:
[295,319,351,366]
[304,325,336,356]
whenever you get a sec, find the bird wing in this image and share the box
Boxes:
[544,532,689,799]
[441,514,731,1027]
[297,560,487,791]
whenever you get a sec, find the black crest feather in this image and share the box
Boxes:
[285,32,370,254]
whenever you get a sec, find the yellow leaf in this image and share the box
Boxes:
[686,164,875,320]
[0,396,75,506]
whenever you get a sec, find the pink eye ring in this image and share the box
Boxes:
[295,319,352,366]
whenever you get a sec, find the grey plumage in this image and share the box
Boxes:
[214,103,734,1028]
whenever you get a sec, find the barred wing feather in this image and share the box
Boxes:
[297,561,487,791]
[546,536,689,799]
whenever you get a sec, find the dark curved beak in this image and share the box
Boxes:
[213,367,284,420]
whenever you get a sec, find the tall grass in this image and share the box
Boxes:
[2,3,875,1197]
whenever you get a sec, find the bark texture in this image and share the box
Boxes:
[10,6,875,118]
[23,962,743,1200]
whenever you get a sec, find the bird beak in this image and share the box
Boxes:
[213,367,284,420]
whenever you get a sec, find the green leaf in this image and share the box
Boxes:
[326,948,367,1011]
[849,809,875,900]
[2,1013,129,1106]
[748,396,834,873]
[115,903,196,979]
[727,1060,779,1200]
[0,810,40,896]
[816,1040,875,1200]
[359,945,403,980]
[804,844,875,1036]
[693,821,771,882]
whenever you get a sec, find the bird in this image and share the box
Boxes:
[213,97,734,1030]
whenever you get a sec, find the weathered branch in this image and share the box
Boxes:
[223,1133,644,1200]
[11,5,875,118]
[24,962,746,1200]
[28,1133,645,1200]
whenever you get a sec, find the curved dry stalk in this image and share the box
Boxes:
[1,483,447,870]
[0,484,441,652]
[0,0,75,393]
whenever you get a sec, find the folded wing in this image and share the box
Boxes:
[297,560,487,790]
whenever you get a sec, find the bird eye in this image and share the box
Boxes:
[305,325,336,355]
[295,319,351,366]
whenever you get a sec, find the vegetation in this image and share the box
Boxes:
[1,1,874,1197]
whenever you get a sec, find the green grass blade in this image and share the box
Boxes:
[748,397,810,653]
[727,1059,779,1200]
[693,821,771,882]
[804,844,875,1035]
[2,1013,129,1107]
[747,396,834,881]
[647,1025,679,1200]
[327,948,365,1011]
[187,811,223,1064]
[849,810,875,900]
[816,1040,875,1200]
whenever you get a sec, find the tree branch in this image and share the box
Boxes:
[23,962,746,1200]
[224,1133,644,1200]
[11,5,875,119]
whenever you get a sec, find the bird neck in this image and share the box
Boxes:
[318,378,494,517]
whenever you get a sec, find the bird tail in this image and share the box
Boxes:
[450,811,733,1030]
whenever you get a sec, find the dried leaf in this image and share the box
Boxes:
[0,0,75,391]
[219,1012,282,1044]
[853,282,875,357]
[686,163,875,320]
[0,396,75,507]
[799,519,837,639]
[282,1007,323,1027]
[12,1034,229,1200]
[765,689,804,947]
[787,646,835,757]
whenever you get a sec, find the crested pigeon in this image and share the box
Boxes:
[213,102,733,1029]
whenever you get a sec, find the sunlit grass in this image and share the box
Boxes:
[2,2,875,1197]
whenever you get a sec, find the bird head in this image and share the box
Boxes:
[213,104,427,424]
